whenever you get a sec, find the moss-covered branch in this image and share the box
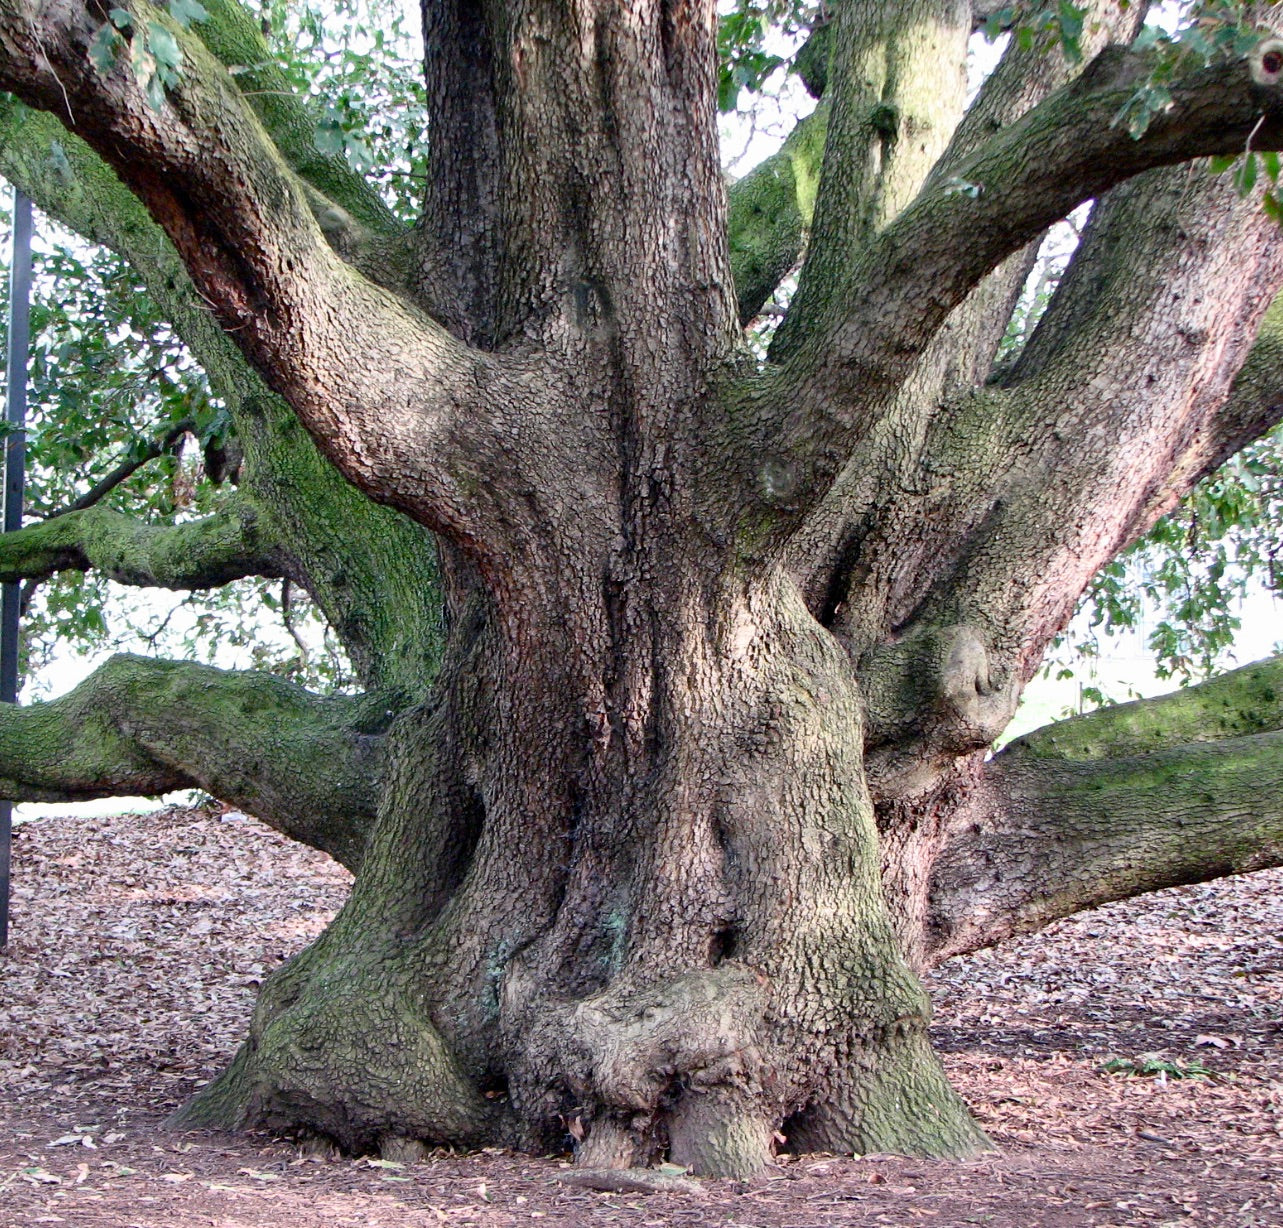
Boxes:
[0,655,389,869]
[0,498,282,589]
[727,104,827,325]
[774,36,1283,458]
[767,0,973,355]
[887,169,1283,687]
[924,657,1283,964]
[0,0,500,539]
[191,0,402,242]
[1005,656,1283,761]
[782,7,1142,638]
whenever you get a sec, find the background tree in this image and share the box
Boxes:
[1,0,1282,1178]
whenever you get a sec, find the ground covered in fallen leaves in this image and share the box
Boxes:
[1,805,1279,1227]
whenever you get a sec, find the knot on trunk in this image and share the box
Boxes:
[565,966,769,1112]
[526,966,771,1170]
[859,624,1020,800]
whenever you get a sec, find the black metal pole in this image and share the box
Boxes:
[1,188,32,949]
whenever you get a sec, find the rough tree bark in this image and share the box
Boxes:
[2,0,1283,1177]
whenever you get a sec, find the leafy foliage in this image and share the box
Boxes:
[1111,2,1271,140]
[1066,426,1283,687]
[716,0,823,113]
[88,1,209,111]
[258,0,428,219]
[981,2,1089,63]
[0,205,351,697]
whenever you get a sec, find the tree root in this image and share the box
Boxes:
[171,958,493,1152]
[783,1025,987,1159]
[555,1168,705,1196]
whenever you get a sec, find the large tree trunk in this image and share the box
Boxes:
[176,559,982,1175]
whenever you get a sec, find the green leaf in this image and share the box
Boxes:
[109,7,133,30]
[313,118,346,157]
[88,23,122,74]
[167,0,209,29]
[983,7,1017,40]
[144,70,168,111]
[1208,153,1239,175]
[145,23,183,74]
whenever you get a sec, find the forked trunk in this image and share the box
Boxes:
[8,0,1283,1181]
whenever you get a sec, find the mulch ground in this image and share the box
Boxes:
[1,805,1279,1227]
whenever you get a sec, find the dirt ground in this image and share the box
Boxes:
[1,805,1279,1227]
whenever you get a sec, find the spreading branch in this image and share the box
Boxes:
[894,170,1283,681]
[783,6,1142,629]
[0,94,449,696]
[0,0,524,547]
[194,0,403,241]
[0,497,283,589]
[726,103,828,325]
[924,656,1283,964]
[754,35,1283,529]
[0,654,388,868]
[833,45,1283,390]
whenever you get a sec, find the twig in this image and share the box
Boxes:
[42,418,196,522]
[280,578,309,664]
[553,1168,704,1196]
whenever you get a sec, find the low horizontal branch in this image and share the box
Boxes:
[0,498,283,590]
[0,654,391,869]
[1005,655,1283,762]
[924,663,1283,964]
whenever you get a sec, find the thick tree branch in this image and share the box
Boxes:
[925,658,1283,963]
[834,44,1283,384]
[894,166,1283,684]
[1016,218,1283,538]
[0,96,448,696]
[726,103,827,325]
[0,0,523,545]
[0,654,388,869]
[0,497,283,589]
[194,0,402,240]
[759,36,1283,514]
[783,6,1141,627]
[773,0,1139,363]
[1005,655,1283,761]
[768,0,973,355]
